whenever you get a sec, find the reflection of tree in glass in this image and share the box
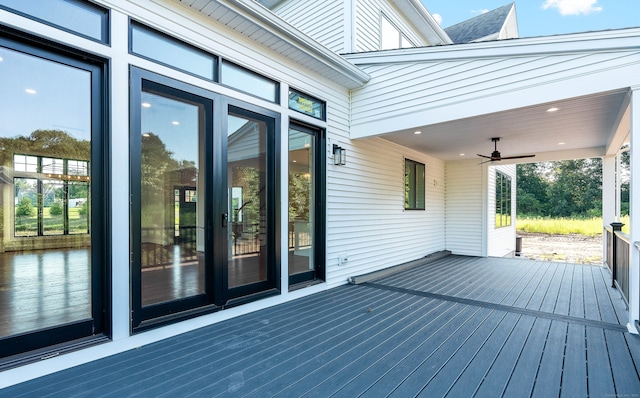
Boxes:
[0,129,90,162]
[289,172,310,220]
[233,167,261,229]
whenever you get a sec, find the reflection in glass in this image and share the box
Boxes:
[221,61,278,102]
[228,113,267,287]
[0,46,92,338]
[140,91,205,306]
[288,128,315,279]
[0,0,108,42]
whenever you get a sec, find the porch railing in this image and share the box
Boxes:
[604,224,630,305]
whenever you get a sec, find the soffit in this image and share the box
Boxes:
[380,89,630,162]
[175,0,369,89]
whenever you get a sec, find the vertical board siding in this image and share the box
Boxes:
[350,50,640,128]
[325,137,446,288]
[488,165,516,257]
[446,160,484,256]
[271,0,346,53]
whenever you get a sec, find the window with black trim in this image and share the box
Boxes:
[0,0,109,43]
[496,171,512,227]
[288,89,325,120]
[130,21,217,81]
[405,159,425,210]
[221,60,279,103]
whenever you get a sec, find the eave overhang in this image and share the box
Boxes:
[389,0,453,46]
[176,0,370,89]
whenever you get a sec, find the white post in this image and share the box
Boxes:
[602,155,616,265]
[629,87,640,334]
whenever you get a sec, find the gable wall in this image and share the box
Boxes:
[354,0,428,52]
[271,0,346,53]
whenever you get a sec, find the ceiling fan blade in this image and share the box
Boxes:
[499,154,536,160]
[476,154,492,159]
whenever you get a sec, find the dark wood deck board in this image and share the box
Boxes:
[586,326,616,397]
[4,255,638,398]
[562,323,588,396]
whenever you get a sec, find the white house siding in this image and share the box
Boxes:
[445,160,485,256]
[487,165,517,257]
[354,0,428,52]
[347,43,640,137]
[325,137,446,288]
[270,0,346,53]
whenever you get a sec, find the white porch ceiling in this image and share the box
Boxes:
[379,89,630,162]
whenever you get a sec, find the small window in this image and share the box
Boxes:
[130,21,217,81]
[0,0,109,43]
[381,14,414,50]
[221,60,278,103]
[288,89,325,120]
[496,171,512,227]
[405,159,425,210]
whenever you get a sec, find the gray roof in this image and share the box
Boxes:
[445,3,514,44]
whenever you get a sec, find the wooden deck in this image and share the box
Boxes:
[4,255,640,397]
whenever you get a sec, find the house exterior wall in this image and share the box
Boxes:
[347,45,640,137]
[445,159,485,256]
[488,164,517,257]
[0,0,449,383]
[270,0,347,53]
[326,137,446,287]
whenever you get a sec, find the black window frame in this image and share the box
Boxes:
[129,20,219,82]
[496,171,512,228]
[0,0,110,44]
[220,60,280,104]
[404,158,425,210]
[288,89,326,121]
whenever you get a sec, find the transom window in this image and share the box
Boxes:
[405,159,425,210]
[496,171,512,227]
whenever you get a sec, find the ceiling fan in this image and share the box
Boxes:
[477,137,535,163]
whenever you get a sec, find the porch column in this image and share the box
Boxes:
[602,155,616,264]
[629,87,640,334]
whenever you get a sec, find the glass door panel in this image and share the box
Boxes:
[139,91,205,307]
[0,43,103,357]
[288,125,317,285]
[227,112,268,288]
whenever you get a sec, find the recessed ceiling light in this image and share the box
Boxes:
[141,102,151,108]
[171,121,179,125]
[0,56,4,62]
[414,131,422,135]
[142,133,151,137]
[558,142,566,145]
[25,88,36,94]
[546,107,559,113]
[292,160,297,163]
[459,153,465,156]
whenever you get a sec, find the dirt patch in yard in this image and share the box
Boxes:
[518,232,603,265]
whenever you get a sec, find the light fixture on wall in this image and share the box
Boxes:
[333,144,346,165]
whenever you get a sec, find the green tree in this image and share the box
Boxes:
[516,163,549,216]
[547,158,602,217]
[16,197,35,217]
[49,201,63,215]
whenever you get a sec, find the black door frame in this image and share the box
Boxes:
[0,29,109,360]
[130,69,281,329]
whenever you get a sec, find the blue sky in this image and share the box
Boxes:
[421,0,639,38]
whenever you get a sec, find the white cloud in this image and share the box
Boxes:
[472,9,490,15]
[542,0,603,15]
[432,13,443,25]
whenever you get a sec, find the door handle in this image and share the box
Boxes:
[222,213,228,228]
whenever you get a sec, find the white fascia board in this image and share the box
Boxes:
[607,92,632,155]
[389,0,453,45]
[344,27,640,65]
[191,0,370,88]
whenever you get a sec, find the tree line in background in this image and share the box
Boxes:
[516,152,630,218]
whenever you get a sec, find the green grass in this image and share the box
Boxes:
[516,216,630,236]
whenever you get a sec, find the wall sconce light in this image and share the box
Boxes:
[333,144,346,165]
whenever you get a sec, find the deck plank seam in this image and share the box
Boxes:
[364,282,627,332]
